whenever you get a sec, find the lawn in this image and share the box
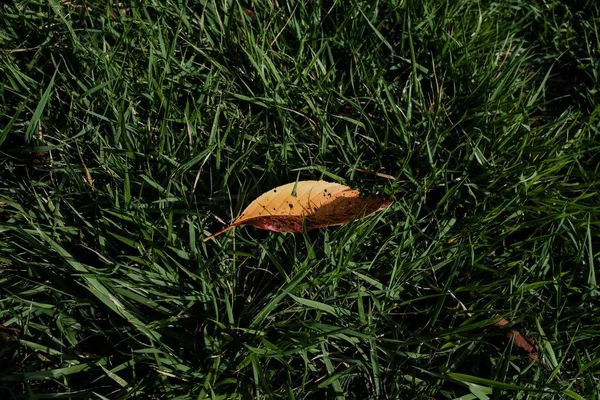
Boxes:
[1,0,600,398]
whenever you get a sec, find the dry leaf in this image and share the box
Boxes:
[204,180,392,241]
[493,317,538,362]
[451,297,539,363]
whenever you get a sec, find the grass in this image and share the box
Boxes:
[1,0,600,398]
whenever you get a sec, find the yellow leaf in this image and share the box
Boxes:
[204,180,392,241]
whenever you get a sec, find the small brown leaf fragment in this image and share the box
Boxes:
[243,5,256,20]
[493,317,538,362]
[0,324,20,342]
[493,317,510,327]
[204,180,393,241]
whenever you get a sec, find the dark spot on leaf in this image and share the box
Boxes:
[289,204,293,209]
[327,193,332,198]
[274,189,277,193]
[324,189,327,193]
[273,207,276,210]
[314,207,318,212]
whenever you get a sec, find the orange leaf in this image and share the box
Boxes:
[204,180,393,241]
[493,317,539,362]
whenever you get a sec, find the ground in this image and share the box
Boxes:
[1,1,599,399]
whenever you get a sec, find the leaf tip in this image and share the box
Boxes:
[203,225,235,242]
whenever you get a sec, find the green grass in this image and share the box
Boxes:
[1,0,600,398]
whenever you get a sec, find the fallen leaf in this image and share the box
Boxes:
[204,180,392,241]
[493,317,538,362]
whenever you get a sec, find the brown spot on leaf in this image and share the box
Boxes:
[241,215,304,232]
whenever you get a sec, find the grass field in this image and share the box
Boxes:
[1,0,600,398]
